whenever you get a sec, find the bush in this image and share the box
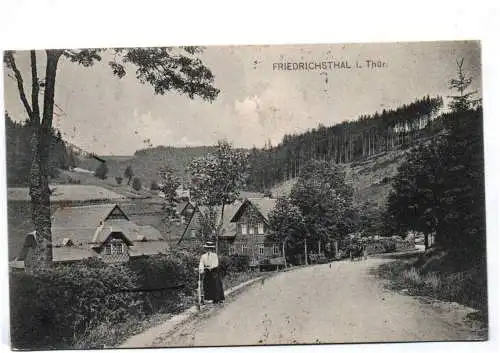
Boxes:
[219,255,250,275]
[115,176,123,185]
[150,180,160,190]
[127,251,198,314]
[66,176,81,184]
[94,163,108,180]
[132,177,142,191]
[9,260,145,350]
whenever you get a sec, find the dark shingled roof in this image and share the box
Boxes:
[19,203,168,262]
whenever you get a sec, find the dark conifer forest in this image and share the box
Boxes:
[245,95,444,191]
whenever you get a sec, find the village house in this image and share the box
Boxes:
[225,198,282,266]
[178,201,242,244]
[179,197,284,267]
[14,203,169,267]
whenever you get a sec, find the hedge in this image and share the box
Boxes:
[127,250,198,314]
[10,259,145,350]
[9,250,201,350]
[219,254,251,275]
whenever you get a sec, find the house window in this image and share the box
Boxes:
[105,241,126,255]
[272,244,280,255]
[112,241,124,254]
[258,223,264,234]
[228,244,236,255]
[241,223,247,235]
[249,224,254,235]
[258,244,265,255]
[191,229,197,238]
[241,244,248,255]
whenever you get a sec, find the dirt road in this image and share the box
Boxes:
[137,258,485,347]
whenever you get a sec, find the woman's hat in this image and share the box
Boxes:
[203,241,216,249]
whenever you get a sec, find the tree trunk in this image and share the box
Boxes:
[26,50,62,271]
[304,239,308,265]
[424,233,429,250]
[282,241,287,268]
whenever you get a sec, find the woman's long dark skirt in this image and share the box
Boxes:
[203,267,225,303]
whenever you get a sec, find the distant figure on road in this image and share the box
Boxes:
[199,241,225,304]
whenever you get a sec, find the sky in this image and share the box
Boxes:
[3,41,482,156]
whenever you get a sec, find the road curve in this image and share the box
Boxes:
[142,258,485,347]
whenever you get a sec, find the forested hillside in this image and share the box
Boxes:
[85,146,222,187]
[5,112,79,186]
[246,95,444,191]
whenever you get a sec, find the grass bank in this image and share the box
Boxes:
[373,249,488,326]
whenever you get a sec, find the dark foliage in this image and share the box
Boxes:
[127,251,198,314]
[9,260,144,350]
[94,163,108,180]
[219,255,251,275]
[5,112,74,186]
[132,177,142,191]
[386,107,485,264]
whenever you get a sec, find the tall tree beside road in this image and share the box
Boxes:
[289,160,356,259]
[386,58,485,264]
[188,140,249,253]
[268,197,306,265]
[4,47,219,269]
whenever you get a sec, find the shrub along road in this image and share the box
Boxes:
[129,258,486,347]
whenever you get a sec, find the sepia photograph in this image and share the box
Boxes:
[2,40,488,350]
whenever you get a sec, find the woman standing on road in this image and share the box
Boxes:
[199,241,225,304]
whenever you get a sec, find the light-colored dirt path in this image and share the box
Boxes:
[135,258,485,347]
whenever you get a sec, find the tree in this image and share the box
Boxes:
[4,47,219,267]
[386,60,485,263]
[447,58,481,112]
[268,197,306,265]
[386,138,447,249]
[67,148,79,169]
[289,160,356,259]
[94,162,108,180]
[132,177,142,191]
[188,140,249,253]
[115,176,123,185]
[158,166,181,223]
[124,165,134,185]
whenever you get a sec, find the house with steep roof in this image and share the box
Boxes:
[178,201,242,244]
[14,203,169,266]
[178,197,283,266]
[226,198,282,265]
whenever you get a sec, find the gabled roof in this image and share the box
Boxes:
[52,203,124,229]
[230,197,277,223]
[247,197,277,220]
[51,204,128,246]
[198,202,242,238]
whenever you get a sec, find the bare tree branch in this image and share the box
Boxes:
[5,52,33,119]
